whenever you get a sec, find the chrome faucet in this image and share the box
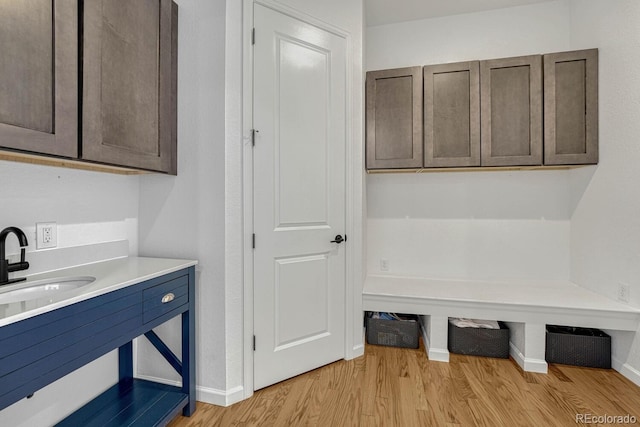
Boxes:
[0,227,30,286]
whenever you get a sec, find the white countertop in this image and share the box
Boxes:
[0,257,197,328]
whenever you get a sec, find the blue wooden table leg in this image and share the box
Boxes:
[182,266,196,416]
[118,341,134,393]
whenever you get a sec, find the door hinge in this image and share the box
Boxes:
[251,28,255,45]
[253,335,256,351]
[252,233,256,249]
[251,129,256,146]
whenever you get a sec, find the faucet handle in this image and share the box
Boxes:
[6,248,29,274]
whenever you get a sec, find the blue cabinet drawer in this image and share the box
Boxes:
[143,276,189,324]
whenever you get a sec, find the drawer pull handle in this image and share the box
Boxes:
[161,293,175,304]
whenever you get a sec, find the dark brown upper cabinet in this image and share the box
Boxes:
[480,55,543,167]
[0,0,78,158]
[544,49,598,165]
[82,0,178,175]
[366,67,423,169]
[424,61,480,168]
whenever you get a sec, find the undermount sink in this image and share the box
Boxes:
[0,276,96,304]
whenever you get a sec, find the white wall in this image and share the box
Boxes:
[366,0,573,281]
[0,162,138,257]
[367,171,571,280]
[567,0,640,384]
[0,162,139,424]
[137,0,229,403]
[366,0,570,69]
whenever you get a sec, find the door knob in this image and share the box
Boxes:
[330,235,346,244]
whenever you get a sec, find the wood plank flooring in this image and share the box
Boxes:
[169,341,640,426]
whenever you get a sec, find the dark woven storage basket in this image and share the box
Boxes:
[448,321,510,358]
[366,313,419,349]
[545,325,611,369]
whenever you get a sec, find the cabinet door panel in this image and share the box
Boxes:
[366,67,423,169]
[83,0,177,174]
[0,0,52,133]
[481,55,542,166]
[0,0,77,157]
[544,49,598,165]
[424,61,480,167]
[101,0,160,154]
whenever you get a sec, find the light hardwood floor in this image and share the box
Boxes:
[169,340,640,426]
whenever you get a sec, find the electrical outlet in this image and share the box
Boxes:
[617,282,630,303]
[36,222,57,249]
[43,227,52,243]
[380,259,389,272]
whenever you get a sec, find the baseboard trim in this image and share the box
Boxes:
[420,320,449,362]
[428,347,451,362]
[509,342,548,373]
[198,385,245,407]
[348,343,365,360]
[612,356,640,387]
[135,374,245,407]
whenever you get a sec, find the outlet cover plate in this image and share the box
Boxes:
[36,222,57,249]
[618,282,630,303]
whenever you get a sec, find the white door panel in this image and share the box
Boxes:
[253,4,346,390]
[274,254,329,348]
[277,37,329,227]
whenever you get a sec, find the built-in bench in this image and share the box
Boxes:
[363,275,640,373]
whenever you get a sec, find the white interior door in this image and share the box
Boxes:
[253,4,347,390]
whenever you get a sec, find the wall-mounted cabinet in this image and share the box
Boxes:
[366,67,423,169]
[544,49,598,165]
[366,49,598,172]
[0,0,178,175]
[83,0,177,174]
[480,55,543,167]
[0,0,77,158]
[424,61,480,168]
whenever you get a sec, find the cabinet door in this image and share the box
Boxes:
[424,61,480,167]
[82,0,178,174]
[480,55,542,166]
[0,0,77,157]
[544,49,598,165]
[366,67,423,169]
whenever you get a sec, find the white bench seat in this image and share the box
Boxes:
[363,275,640,373]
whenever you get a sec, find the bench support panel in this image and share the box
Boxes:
[419,315,449,362]
[506,322,548,373]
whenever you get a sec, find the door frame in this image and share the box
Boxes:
[241,0,362,399]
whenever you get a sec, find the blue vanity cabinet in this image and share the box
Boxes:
[0,266,196,426]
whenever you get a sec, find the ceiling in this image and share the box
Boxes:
[366,0,558,26]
